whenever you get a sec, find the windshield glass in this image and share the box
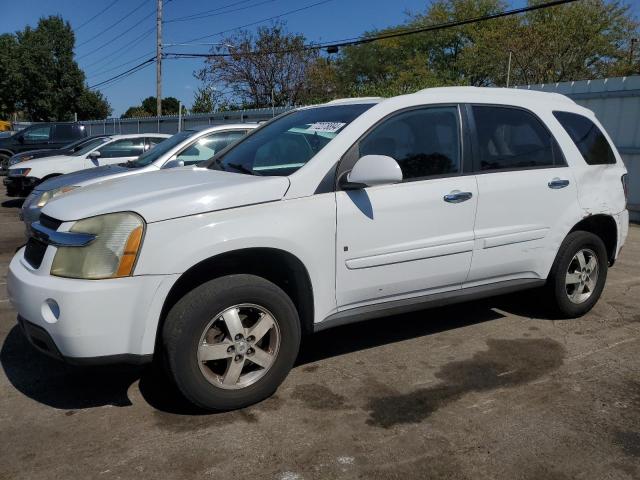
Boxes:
[128,131,192,168]
[62,137,93,150]
[73,137,111,156]
[205,103,375,176]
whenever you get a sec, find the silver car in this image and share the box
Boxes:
[21,124,257,233]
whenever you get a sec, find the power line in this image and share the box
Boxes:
[77,0,149,48]
[172,0,335,45]
[87,50,156,80]
[89,57,155,90]
[165,0,580,58]
[164,0,257,23]
[82,28,156,71]
[165,0,277,24]
[74,0,121,31]
[77,9,156,61]
[80,0,171,73]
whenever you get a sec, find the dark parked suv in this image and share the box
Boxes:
[0,123,87,173]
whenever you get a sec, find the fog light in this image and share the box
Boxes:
[41,298,60,324]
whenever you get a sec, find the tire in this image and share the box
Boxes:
[162,274,301,411]
[545,231,608,318]
[0,153,10,173]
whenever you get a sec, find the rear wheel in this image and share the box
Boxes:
[162,274,301,410]
[545,231,608,318]
[0,153,11,173]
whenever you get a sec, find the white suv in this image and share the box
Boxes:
[7,88,629,410]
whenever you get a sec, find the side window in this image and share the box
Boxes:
[471,106,561,172]
[176,131,246,166]
[553,111,616,165]
[53,124,78,142]
[147,137,167,149]
[23,125,52,143]
[97,138,146,158]
[358,106,461,180]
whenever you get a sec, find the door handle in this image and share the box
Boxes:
[548,178,570,189]
[443,191,473,203]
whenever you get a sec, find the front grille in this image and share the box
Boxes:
[24,214,62,269]
[24,238,48,269]
[39,214,62,231]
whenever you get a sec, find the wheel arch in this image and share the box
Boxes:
[157,247,315,348]
[0,149,14,158]
[569,214,618,265]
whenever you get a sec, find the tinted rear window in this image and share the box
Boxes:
[471,106,563,171]
[553,111,616,165]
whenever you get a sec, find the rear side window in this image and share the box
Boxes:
[54,124,82,141]
[471,106,562,172]
[359,106,461,180]
[553,111,616,165]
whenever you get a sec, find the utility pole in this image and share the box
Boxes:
[156,0,163,117]
[506,51,512,88]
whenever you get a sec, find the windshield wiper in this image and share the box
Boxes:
[227,162,261,176]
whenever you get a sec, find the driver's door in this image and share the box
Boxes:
[335,105,478,309]
[168,130,247,167]
[87,137,146,167]
[19,125,53,152]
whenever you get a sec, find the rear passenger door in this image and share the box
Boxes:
[336,105,478,309]
[464,105,578,286]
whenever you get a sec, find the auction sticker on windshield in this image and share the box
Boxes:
[306,122,346,133]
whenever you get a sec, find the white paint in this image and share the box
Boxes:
[7,87,629,362]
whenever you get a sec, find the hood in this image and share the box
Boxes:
[13,148,58,160]
[35,164,131,192]
[42,167,291,223]
[12,154,74,171]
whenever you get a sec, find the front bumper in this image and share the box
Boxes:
[7,248,179,363]
[4,175,40,197]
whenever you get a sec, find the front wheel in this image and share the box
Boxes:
[545,231,608,318]
[162,274,301,411]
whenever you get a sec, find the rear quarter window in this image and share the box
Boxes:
[552,111,616,165]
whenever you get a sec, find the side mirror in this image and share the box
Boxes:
[17,135,24,144]
[163,158,185,169]
[88,151,101,160]
[342,155,402,189]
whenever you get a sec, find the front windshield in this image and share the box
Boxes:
[63,137,94,151]
[128,131,192,168]
[73,137,111,156]
[205,103,375,176]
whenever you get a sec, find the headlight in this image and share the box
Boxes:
[9,168,31,177]
[9,155,31,166]
[51,212,145,279]
[36,185,79,208]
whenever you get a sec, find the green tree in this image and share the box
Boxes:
[1,16,111,121]
[139,96,185,115]
[191,85,220,113]
[328,0,639,96]
[196,22,319,108]
[76,90,112,120]
[121,106,152,118]
[0,34,20,119]
[16,16,85,120]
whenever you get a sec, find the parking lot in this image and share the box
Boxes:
[0,194,638,480]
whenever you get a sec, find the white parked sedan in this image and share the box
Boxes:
[4,133,170,197]
[20,124,256,230]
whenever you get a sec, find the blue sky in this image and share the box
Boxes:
[1,0,638,116]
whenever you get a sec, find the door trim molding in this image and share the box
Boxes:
[314,278,545,332]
